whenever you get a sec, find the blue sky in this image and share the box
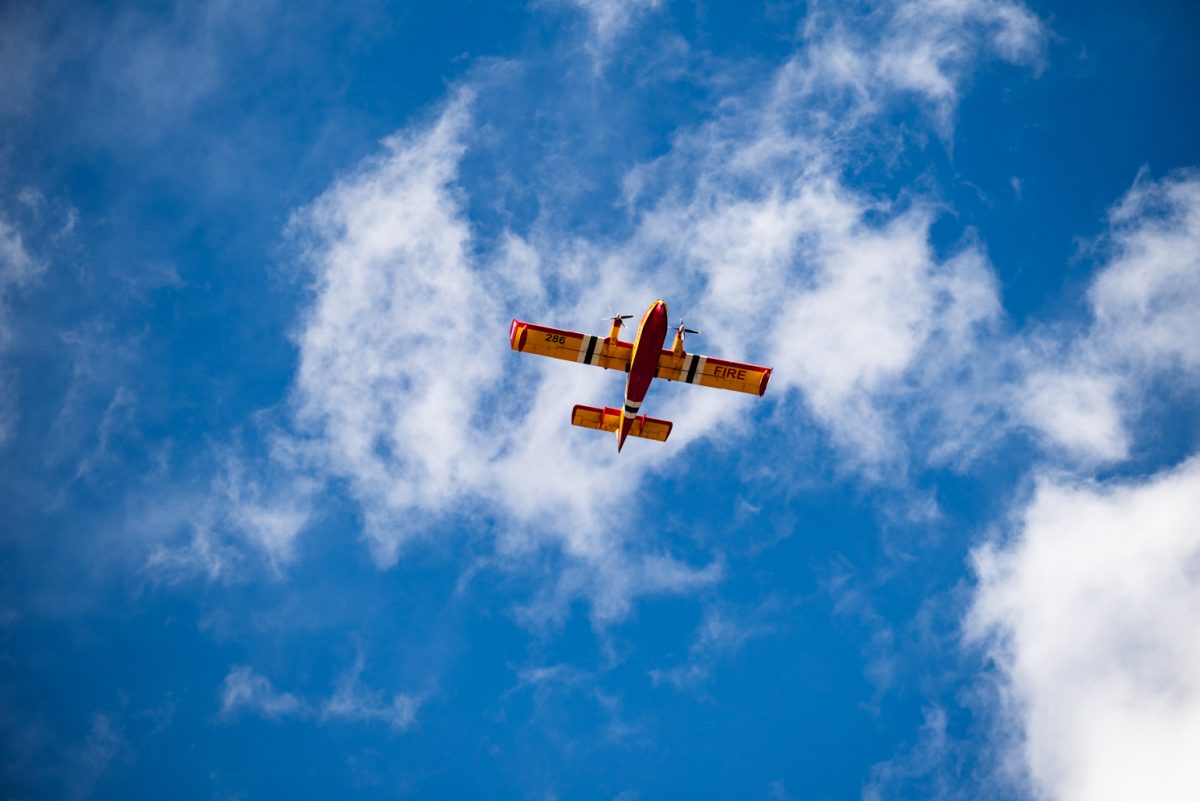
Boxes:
[2,1,1199,799]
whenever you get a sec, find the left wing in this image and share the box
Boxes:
[656,350,772,396]
[509,319,632,371]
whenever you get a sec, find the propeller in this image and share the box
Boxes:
[676,319,701,337]
[605,310,634,329]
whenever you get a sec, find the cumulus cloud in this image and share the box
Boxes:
[968,456,1200,801]
[1018,171,1200,463]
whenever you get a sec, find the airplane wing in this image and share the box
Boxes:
[509,319,632,371]
[656,350,772,396]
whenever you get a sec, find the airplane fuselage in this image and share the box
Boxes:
[619,299,670,451]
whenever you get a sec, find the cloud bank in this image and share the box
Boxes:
[969,457,1200,801]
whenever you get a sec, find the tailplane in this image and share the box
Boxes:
[571,405,673,450]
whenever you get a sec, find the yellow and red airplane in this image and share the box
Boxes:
[509,299,772,452]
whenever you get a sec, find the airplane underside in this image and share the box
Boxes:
[508,297,771,453]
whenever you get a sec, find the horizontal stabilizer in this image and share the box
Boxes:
[571,405,673,443]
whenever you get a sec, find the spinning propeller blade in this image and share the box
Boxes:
[606,309,634,328]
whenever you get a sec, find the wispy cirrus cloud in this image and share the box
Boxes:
[145,447,316,584]
[548,0,663,47]
[0,214,41,445]
[219,666,305,720]
[320,652,421,730]
[862,707,958,801]
[0,0,278,137]
[649,600,778,691]
[220,657,421,731]
[0,217,40,340]
[67,714,131,801]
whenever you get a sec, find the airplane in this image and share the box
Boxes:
[509,299,772,452]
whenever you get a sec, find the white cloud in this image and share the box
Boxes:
[508,662,639,744]
[145,518,243,586]
[798,0,1046,134]
[876,0,1044,129]
[0,0,274,139]
[91,0,278,139]
[68,714,130,801]
[0,214,43,445]
[218,451,315,572]
[145,449,315,584]
[649,601,776,691]
[547,0,663,48]
[862,707,953,801]
[1017,171,1200,463]
[290,92,500,545]
[219,665,304,720]
[0,217,39,322]
[1019,370,1126,462]
[1090,171,1200,373]
[968,456,1200,801]
[219,660,421,731]
[321,653,421,731]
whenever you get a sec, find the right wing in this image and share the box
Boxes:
[655,350,772,396]
[509,319,632,371]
